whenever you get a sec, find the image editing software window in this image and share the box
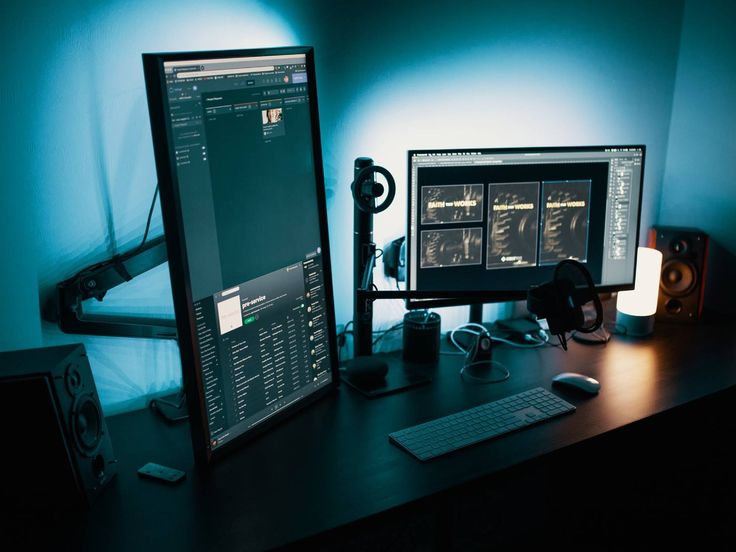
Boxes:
[408,147,644,296]
[161,53,332,451]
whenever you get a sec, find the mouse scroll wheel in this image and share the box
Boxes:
[479,336,492,351]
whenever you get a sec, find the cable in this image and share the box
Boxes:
[131,183,160,255]
[447,324,512,384]
[152,394,185,409]
[460,361,510,384]
[149,390,188,423]
[337,321,354,361]
[571,326,612,344]
[372,321,404,348]
[449,323,549,352]
[70,182,160,281]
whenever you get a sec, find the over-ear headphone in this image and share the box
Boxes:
[526,259,603,350]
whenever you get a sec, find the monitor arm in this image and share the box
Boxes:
[46,235,177,339]
[351,157,397,357]
[351,158,496,356]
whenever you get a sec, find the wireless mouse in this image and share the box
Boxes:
[552,372,600,395]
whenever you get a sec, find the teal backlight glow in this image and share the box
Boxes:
[25,0,297,414]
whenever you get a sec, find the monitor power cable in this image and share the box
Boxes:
[450,322,550,350]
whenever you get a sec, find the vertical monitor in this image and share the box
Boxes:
[407,146,645,308]
[143,47,338,465]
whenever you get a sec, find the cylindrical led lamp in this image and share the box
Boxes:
[616,247,663,336]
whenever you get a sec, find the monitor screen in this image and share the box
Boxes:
[143,47,338,464]
[406,146,645,308]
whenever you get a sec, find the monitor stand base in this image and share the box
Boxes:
[340,352,433,398]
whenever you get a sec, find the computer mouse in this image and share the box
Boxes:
[552,372,600,395]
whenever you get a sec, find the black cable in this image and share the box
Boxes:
[149,390,188,423]
[152,394,185,409]
[337,321,354,361]
[70,183,160,281]
[557,333,567,350]
[460,361,511,384]
[372,322,404,347]
[131,183,160,255]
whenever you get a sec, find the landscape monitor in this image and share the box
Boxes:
[143,47,338,465]
[406,145,645,309]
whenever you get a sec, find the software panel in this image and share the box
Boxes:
[143,48,338,465]
[407,146,645,307]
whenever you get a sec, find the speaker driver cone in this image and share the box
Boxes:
[661,259,697,297]
[72,394,103,456]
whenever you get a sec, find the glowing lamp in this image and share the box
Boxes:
[616,247,663,336]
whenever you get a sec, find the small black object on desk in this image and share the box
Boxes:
[340,354,431,398]
[137,462,186,485]
[402,310,441,363]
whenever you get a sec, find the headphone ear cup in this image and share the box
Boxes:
[558,262,603,333]
[526,281,556,319]
[526,260,603,339]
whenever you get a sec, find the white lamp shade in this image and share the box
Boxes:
[617,247,663,317]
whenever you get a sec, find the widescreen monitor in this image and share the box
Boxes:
[407,146,645,308]
[143,47,338,465]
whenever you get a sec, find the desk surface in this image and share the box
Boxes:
[72,320,735,550]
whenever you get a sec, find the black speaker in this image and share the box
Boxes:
[648,226,709,323]
[0,343,117,511]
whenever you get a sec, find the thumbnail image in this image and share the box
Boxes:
[261,103,285,139]
[421,183,483,224]
[539,180,591,265]
[261,108,283,124]
[216,295,243,335]
[420,227,482,269]
[486,182,540,269]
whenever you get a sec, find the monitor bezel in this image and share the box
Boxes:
[143,46,340,466]
[405,145,646,309]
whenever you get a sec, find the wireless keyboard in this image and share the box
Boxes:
[389,387,575,461]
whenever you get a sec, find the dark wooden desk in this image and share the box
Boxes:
[36,321,736,549]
